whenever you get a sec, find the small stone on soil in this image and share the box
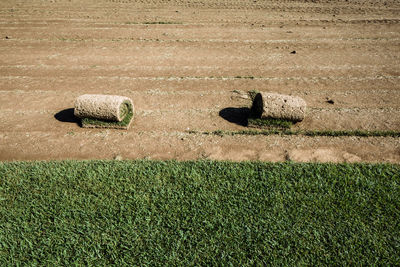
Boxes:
[114,155,123,160]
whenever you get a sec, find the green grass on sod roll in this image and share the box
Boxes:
[0,160,399,265]
[81,101,133,129]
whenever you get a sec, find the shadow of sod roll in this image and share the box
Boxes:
[54,108,80,126]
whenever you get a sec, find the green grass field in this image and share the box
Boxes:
[0,160,399,265]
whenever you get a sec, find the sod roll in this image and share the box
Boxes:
[251,92,306,122]
[74,94,134,122]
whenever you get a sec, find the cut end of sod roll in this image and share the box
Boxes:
[74,94,134,129]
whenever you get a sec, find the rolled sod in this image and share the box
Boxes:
[74,94,134,129]
[251,92,307,122]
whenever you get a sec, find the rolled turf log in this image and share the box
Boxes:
[251,92,307,122]
[74,94,134,122]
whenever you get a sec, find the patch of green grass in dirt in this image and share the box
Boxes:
[195,129,400,137]
[81,102,133,128]
[124,21,182,25]
[234,76,255,79]
[58,37,84,42]
[0,160,399,265]
[302,129,400,137]
[143,21,182,24]
[248,117,294,129]
[125,21,182,25]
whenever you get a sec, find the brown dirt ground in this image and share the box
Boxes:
[0,0,399,162]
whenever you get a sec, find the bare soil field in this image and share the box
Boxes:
[0,0,399,162]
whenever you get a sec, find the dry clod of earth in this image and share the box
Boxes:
[74,94,133,122]
[326,99,335,104]
[251,92,307,122]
